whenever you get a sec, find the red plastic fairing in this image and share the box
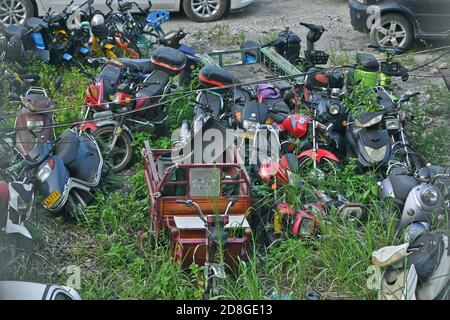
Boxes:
[297,148,340,163]
[0,182,9,202]
[135,94,150,110]
[85,81,104,110]
[80,121,98,133]
[276,114,310,138]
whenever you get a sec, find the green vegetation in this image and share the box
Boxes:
[0,52,449,300]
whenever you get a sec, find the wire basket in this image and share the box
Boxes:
[305,50,329,65]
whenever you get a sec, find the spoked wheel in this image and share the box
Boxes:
[298,156,340,181]
[0,0,32,24]
[391,144,422,173]
[93,126,133,172]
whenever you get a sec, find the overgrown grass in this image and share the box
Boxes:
[0,50,449,300]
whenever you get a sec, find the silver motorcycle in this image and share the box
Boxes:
[380,165,450,230]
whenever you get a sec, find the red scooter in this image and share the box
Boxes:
[14,78,62,157]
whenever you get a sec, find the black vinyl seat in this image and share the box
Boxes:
[24,17,48,30]
[116,58,155,73]
[55,130,80,165]
[356,52,380,71]
[5,24,28,38]
[388,167,418,205]
[355,111,385,128]
[136,71,170,98]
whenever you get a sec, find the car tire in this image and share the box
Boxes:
[0,0,34,25]
[370,14,413,50]
[183,0,228,23]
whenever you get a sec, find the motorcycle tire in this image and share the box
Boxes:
[298,156,340,181]
[93,126,133,172]
[391,144,422,174]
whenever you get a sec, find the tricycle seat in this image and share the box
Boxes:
[174,215,250,230]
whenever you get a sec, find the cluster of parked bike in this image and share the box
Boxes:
[0,0,448,300]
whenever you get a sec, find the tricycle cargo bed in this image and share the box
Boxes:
[199,46,304,83]
[142,141,252,235]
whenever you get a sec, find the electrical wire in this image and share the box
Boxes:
[1,47,449,134]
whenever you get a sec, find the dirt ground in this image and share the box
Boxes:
[166,0,365,52]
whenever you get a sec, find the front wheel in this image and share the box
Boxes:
[298,156,340,181]
[93,126,133,172]
[183,0,228,23]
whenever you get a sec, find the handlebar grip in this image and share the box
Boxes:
[20,74,40,81]
[176,200,187,204]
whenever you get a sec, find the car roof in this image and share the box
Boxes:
[0,281,48,300]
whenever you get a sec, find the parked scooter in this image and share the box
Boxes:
[21,127,104,216]
[371,229,449,300]
[14,79,62,157]
[82,46,187,172]
[379,165,450,230]
[347,45,409,91]
[380,89,423,174]
[345,109,392,171]
[0,162,34,252]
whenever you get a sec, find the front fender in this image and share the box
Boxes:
[297,148,340,163]
[81,120,133,141]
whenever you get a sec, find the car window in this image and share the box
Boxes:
[53,292,72,300]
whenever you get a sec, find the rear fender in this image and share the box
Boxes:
[297,148,340,163]
[81,120,133,141]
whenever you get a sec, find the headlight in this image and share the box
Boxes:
[26,120,44,131]
[243,120,260,131]
[421,187,439,205]
[364,146,387,162]
[327,103,341,115]
[37,161,54,182]
[355,0,367,3]
[385,118,400,130]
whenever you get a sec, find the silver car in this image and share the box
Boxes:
[0,281,81,300]
[0,0,254,24]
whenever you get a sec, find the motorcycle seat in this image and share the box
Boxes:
[268,109,288,123]
[388,166,418,204]
[55,130,80,165]
[21,94,54,112]
[198,92,223,117]
[137,71,170,97]
[115,58,155,74]
[355,111,385,128]
[406,231,447,282]
[5,24,28,39]
[24,17,48,30]
[356,52,380,71]
[378,91,397,114]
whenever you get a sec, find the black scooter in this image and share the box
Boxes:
[345,110,392,170]
[22,127,105,216]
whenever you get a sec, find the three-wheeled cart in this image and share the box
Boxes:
[142,141,253,269]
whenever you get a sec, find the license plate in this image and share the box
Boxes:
[43,190,62,208]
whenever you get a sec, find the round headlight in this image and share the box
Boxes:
[327,103,340,115]
[421,187,439,205]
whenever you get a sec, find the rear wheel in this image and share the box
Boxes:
[93,126,133,172]
[183,0,228,23]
